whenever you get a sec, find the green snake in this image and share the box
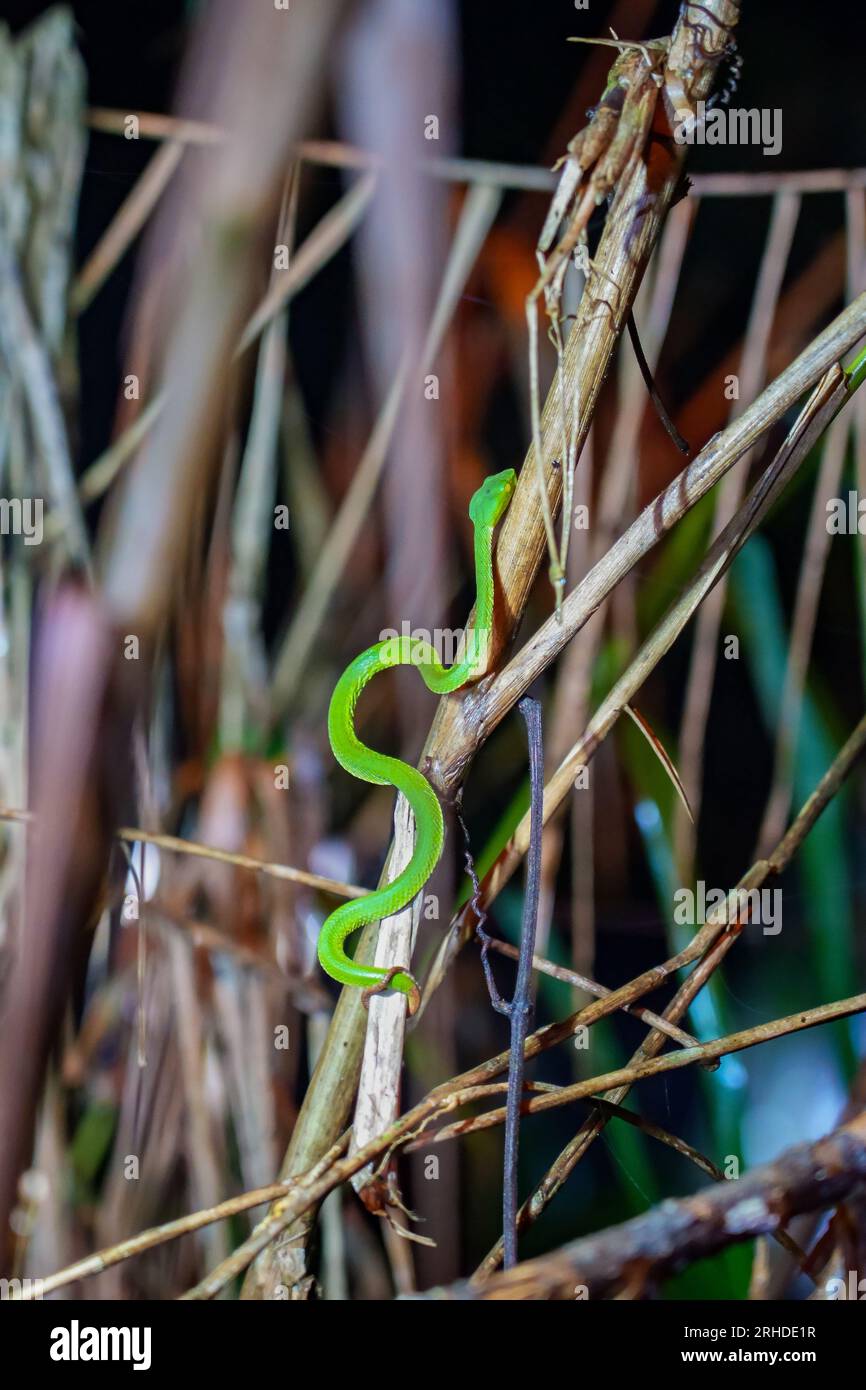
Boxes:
[317,468,517,1009]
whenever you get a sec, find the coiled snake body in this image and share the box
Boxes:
[317,469,517,1008]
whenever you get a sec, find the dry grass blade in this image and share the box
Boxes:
[756,190,866,854]
[674,189,801,871]
[270,181,502,713]
[460,292,866,769]
[624,702,694,824]
[71,141,185,314]
[237,171,377,355]
[118,828,369,899]
[0,815,367,898]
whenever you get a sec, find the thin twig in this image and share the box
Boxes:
[0,813,369,900]
[472,710,866,1275]
[756,189,866,855]
[237,171,377,355]
[411,1112,866,1300]
[33,756,862,1304]
[572,1097,807,1268]
[13,1162,345,1300]
[117,828,369,900]
[625,310,690,454]
[182,985,863,1301]
[71,142,185,314]
[485,938,701,1052]
[86,110,866,197]
[415,992,866,1148]
[674,188,801,873]
[501,698,543,1268]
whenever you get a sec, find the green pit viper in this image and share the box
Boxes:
[317,468,517,1010]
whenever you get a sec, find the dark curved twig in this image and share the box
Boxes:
[500,698,544,1268]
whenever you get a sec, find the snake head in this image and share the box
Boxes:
[468,468,517,528]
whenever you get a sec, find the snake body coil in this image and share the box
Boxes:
[317,469,517,1004]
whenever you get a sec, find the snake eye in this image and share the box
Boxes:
[469,469,516,526]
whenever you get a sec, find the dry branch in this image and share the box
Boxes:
[427,351,864,995]
[411,1112,866,1300]
[29,706,865,1300]
[243,0,743,1299]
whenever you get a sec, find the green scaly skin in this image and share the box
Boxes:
[845,344,866,395]
[317,469,517,1001]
